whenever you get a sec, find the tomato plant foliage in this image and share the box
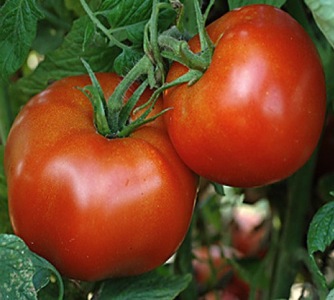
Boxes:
[1,0,334,299]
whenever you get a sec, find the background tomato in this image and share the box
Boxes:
[4,73,198,281]
[192,245,233,286]
[163,4,326,188]
[231,201,270,257]
[193,245,250,300]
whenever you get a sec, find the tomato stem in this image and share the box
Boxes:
[193,0,215,65]
[269,155,317,298]
[158,35,208,71]
[80,59,111,137]
[143,0,171,86]
[107,55,153,135]
[173,221,198,300]
[157,0,215,72]
[80,0,215,138]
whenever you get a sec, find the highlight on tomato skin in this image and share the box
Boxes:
[4,73,198,281]
[163,4,327,188]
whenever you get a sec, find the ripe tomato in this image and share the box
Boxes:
[4,73,198,281]
[163,4,326,187]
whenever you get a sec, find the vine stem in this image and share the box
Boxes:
[79,0,130,51]
[79,0,215,139]
[80,59,111,137]
[144,0,171,85]
[173,221,198,300]
[107,55,153,134]
[269,154,317,299]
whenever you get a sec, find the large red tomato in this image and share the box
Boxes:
[4,73,198,281]
[163,4,326,187]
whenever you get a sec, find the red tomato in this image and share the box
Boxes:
[163,5,326,187]
[4,73,198,281]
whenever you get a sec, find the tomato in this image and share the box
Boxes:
[163,4,326,187]
[4,73,198,281]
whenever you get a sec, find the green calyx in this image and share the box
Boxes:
[80,0,215,139]
[80,58,169,139]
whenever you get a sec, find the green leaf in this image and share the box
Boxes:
[113,48,144,77]
[307,202,334,254]
[228,0,286,10]
[305,0,334,49]
[65,0,102,16]
[0,79,12,144]
[0,234,64,300]
[99,0,153,29]
[32,0,75,55]
[306,201,334,297]
[12,15,120,107]
[97,0,175,44]
[177,0,200,38]
[98,270,192,300]
[211,182,225,196]
[0,0,44,80]
[0,146,10,234]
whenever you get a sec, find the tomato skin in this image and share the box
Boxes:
[4,73,198,281]
[163,5,326,187]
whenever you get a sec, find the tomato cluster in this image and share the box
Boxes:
[4,4,326,283]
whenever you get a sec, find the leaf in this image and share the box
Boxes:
[65,0,102,16]
[305,0,334,49]
[98,270,192,300]
[0,146,11,234]
[228,0,286,10]
[0,234,64,299]
[306,202,334,297]
[97,0,175,45]
[307,202,334,254]
[32,0,75,55]
[0,0,44,80]
[12,15,120,107]
[99,0,153,28]
[211,182,225,196]
[113,48,144,77]
[176,0,199,38]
